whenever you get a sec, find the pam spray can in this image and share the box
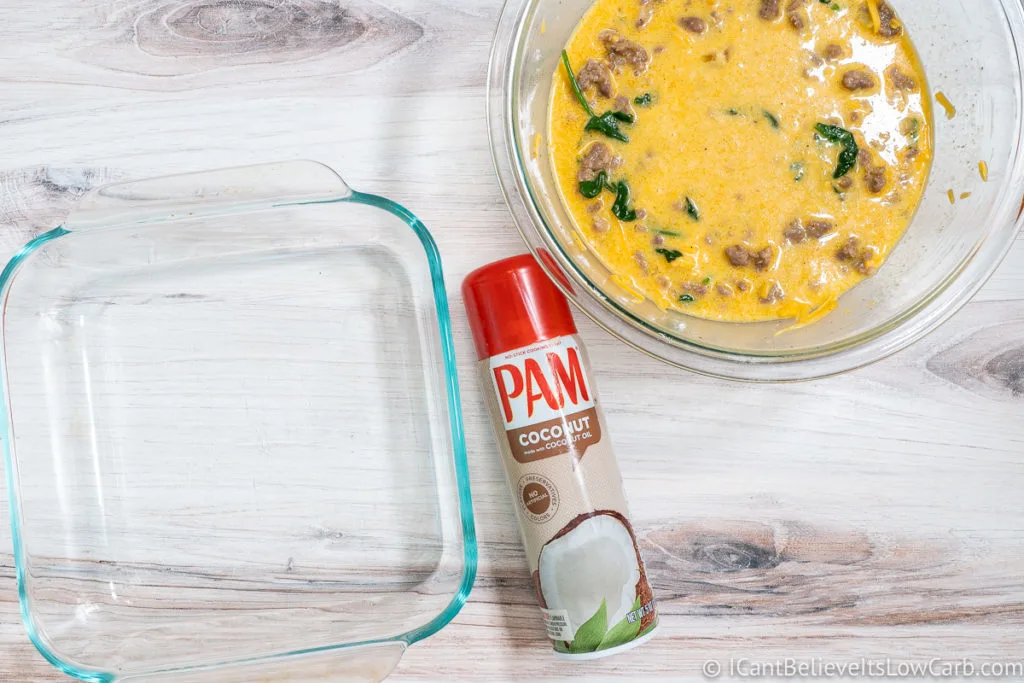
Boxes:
[462,254,658,659]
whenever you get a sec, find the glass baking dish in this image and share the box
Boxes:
[0,161,476,682]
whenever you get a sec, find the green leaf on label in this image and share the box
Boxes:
[569,599,607,654]
[637,618,658,639]
[554,640,570,654]
[597,597,643,651]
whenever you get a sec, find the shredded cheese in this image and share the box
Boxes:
[779,298,839,333]
[541,19,547,35]
[979,160,989,182]
[867,0,881,33]
[960,191,972,200]
[935,92,957,120]
[947,189,956,205]
[531,133,542,160]
[610,274,647,303]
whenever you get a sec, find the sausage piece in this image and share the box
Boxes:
[725,245,751,267]
[760,282,785,304]
[875,0,903,38]
[784,220,807,243]
[759,0,782,20]
[682,281,709,297]
[842,69,876,91]
[805,219,836,239]
[836,237,861,262]
[576,59,614,98]
[679,16,707,34]
[887,66,917,92]
[865,166,888,194]
[599,30,652,74]
[613,95,634,117]
[823,43,844,61]
[752,247,774,272]
[634,251,649,274]
[577,142,620,182]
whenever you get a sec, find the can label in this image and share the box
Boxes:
[482,335,657,656]
[489,337,603,463]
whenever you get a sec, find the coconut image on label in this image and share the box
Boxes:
[535,511,656,655]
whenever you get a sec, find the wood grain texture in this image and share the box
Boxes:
[0,0,1022,681]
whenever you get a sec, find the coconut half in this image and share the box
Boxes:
[537,511,645,634]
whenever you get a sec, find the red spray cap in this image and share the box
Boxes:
[462,253,578,360]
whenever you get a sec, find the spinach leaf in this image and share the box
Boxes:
[579,171,608,199]
[610,181,638,221]
[561,50,596,117]
[561,51,632,143]
[815,123,856,147]
[684,196,700,221]
[815,123,860,179]
[763,110,780,129]
[679,293,696,303]
[656,248,683,263]
[834,146,858,179]
[611,109,635,124]
[653,228,681,237]
[634,93,653,107]
[585,111,630,143]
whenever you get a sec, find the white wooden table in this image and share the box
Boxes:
[1,1,1022,680]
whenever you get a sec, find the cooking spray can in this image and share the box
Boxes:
[463,254,658,659]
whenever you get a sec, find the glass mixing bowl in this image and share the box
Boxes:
[488,0,1024,381]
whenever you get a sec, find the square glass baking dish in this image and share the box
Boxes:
[0,161,476,682]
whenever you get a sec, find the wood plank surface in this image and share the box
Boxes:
[0,0,1022,681]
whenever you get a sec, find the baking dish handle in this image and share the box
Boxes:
[117,642,407,683]
[62,160,353,232]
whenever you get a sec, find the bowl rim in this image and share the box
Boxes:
[487,0,1024,382]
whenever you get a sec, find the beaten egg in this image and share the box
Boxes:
[549,0,933,323]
